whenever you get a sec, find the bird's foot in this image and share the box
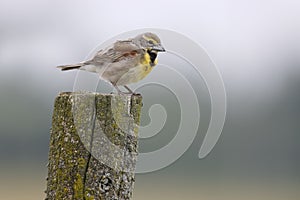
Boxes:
[112,85,137,96]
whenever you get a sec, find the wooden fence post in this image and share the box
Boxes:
[46,92,142,200]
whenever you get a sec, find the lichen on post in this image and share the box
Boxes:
[46,92,142,200]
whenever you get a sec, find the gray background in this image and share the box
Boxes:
[0,0,299,199]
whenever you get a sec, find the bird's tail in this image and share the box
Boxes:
[57,63,84,71]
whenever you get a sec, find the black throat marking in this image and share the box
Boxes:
[147,50,157,66]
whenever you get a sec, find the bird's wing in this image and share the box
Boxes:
[86,40,143,65]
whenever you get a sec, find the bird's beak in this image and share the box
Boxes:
[152,44,166,52]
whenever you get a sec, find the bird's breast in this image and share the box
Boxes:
[114,51,158,86]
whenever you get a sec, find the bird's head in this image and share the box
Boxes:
[133,32,165,52]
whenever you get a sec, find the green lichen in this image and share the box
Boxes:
[78,157,86,168]
[74,173,84,199]
[84,190,95,200]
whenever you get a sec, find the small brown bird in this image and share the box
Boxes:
[57,32,165,94]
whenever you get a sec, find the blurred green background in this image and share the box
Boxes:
[0,0,299,199]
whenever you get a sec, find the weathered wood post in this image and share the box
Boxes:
[46,92,142,200]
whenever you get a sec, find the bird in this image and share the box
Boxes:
[57,32,165,94]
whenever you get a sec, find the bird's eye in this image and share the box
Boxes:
[148,40,154,45]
